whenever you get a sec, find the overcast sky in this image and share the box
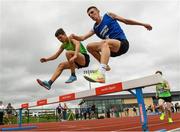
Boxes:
[0,0,180,108]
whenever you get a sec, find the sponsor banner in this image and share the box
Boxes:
[59,93,75,102]
[21,103,29,108]
[96,82,122,95]
[37,99,47,106]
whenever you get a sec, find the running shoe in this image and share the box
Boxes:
[36,79,51,90]
[160,113,165,120]
[168,118,173,123]
[84,70,105,83]
[65,76,77,83]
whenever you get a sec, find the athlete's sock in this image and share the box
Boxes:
[48,80,53,86]
[99,64,107,75]
[71,73,76,77]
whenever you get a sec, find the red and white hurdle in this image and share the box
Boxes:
[20,74,163,108]
[2,73,162,131]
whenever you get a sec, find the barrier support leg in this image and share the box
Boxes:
[18,108,22,127]
[129,88,148,131]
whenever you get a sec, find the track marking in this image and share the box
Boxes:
[117,119,180,131]
[168,128,180,132]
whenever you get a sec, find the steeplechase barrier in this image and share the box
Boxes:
[1,74,163,131]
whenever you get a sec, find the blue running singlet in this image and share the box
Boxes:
[93,13,127,40]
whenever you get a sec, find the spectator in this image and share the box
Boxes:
[83,107,87,120]
[175,103,179,112]
[124,108,129,117]
[79,108,83,120]
[0,101,5,125]
[56,103,63,121]
[113,106,119,117]
[62,103,68,120]
[87,105,91,119]
[171,103,175,113]
[154,104,159,114]
[75,108,79,120]
[91,104,96,119]
[6,103,15,124]
[133,106,137,116]
[110,107,114,117]
[150,105,153,112]
[79,101,87,120]
[147,105,153,113]
[106,108,110,118]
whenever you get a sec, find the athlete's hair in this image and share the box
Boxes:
[55,28,66,37]
[155,70,163,75]
[87,6,98,13]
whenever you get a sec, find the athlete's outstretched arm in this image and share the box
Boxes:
[70,30,95,41]
[108,12,152,30]
[40,46,64,63]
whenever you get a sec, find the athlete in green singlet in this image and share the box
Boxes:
[37,28,90,90]
[155,71,173,123]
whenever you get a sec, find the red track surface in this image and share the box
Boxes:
[1,113,180,131]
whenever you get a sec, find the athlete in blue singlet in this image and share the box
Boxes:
[71,6,152,83]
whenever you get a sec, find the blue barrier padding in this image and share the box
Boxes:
[1,126,37,131]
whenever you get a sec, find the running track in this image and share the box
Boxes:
[1,113,180,131]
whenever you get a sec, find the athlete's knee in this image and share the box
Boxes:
[87,44,94,53]
[101,40,109,47]
[57,63,65,70]
[66,51,73,58]
[165,102,172,111]
[158,99,164,106]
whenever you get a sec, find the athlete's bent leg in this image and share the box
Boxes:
[51,61,71,82]
[37,61,71,90]
[165,102,173,123]
[158,99,165,120]
[84,39,121,83]
[87,42,110,71]
[65,51,87,83]
[87,42,101,62]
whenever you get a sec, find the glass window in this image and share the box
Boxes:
[109,100,115,104]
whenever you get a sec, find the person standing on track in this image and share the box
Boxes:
[155,71,173,123]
